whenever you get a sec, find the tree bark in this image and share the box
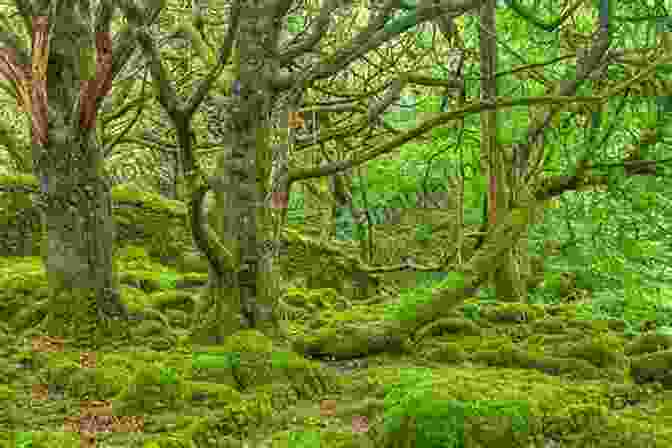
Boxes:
[201,0,287,341]
[7,3,162,348]
[32,11,131,347]
[38,134,131,346]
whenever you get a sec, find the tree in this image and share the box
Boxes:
[133,0,494,345]
[0,0,169,348]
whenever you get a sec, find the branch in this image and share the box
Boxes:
[13,0,33,37]
[100,92,150,129]
[0,119,30,172]
[94,0,116,33]
[0,173,39,194]
[289,94,603,183]
[0,27,30,66]
[190,178,231,276]
[102,74,149,157]
[310,0,482,81]
[367,78,405,127]
[298,101,360,114]
[135,29,179,116]
[406,73,464,91]
[529,158,669,203]
[519,27,611,182]
[277,0,341,66]
[184,0,241,117]
[270,0,295,20]
[109,135,178,154]
[111,0,164,82]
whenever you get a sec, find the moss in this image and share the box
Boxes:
[142,436,191,448]
[177,250,210,273]
[113,361,188,415]
[1,178,670,446]
[180,271,209,284]
[414,317,482,343]
[46,356,124,400]
[111,184,185,216]
[556,335,624,368]
[485,303,545,323]
[630,350,672,386]
[426,342,466,363]
[0,383,16,402]
[120,284,150,315]
[531,317,566,334]
[148,290,197,313]
[0,257,50,325]
[16,432,81,448]
[111,184,192,264]
[625,333,672,356]
[116,245,152,268]
[164,309,190,327]
[184,380,242,408]
[266,429,371,448]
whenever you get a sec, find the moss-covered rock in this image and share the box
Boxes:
[555,334,625,369]
[531,317,566,334]
[484,302,545,323]
[147,290,198,314]
[625,332,672,356]
[184,380,242,408]
[630,349,672,386]
[425,342,466,363]
[218,330,338,397]
[414,317,482,343]
[112,361,188,415]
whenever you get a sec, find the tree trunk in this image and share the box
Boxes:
[477,0,526,301]
[24,12,134,349]
[37,134,130,346]
[197,2,286,342]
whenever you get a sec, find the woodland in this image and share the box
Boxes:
[1,0,672,446]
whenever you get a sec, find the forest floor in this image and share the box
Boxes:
[1,216,672,447]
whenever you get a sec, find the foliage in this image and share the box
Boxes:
[527,169,672,333]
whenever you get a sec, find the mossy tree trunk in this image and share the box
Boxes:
[200,0,287,342]
[3,6,157,348]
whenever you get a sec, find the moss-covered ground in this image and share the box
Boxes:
[1,184,671,447]
[2,245,672,448]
